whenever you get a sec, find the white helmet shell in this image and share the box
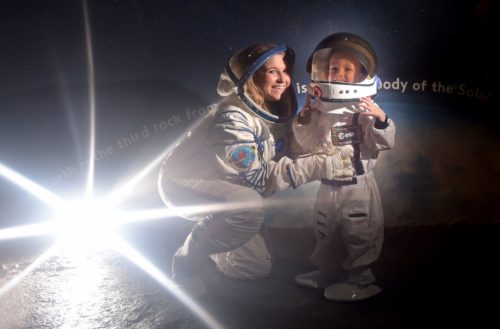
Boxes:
[306,32,379,110]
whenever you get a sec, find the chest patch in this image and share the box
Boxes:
[331,125,363,146]
[230,146,256,169]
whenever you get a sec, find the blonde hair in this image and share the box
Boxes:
[230,43,297,119]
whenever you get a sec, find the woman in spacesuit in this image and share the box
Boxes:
[158,43,329,294]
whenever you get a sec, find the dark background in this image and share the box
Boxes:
[0,0,497,228]
[0,2,498,328]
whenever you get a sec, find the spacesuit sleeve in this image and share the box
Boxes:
[208,106,272,193]
[207,105,327,196]
[291,111,323,153]
[360,112,396,152]
[264,153,326,196]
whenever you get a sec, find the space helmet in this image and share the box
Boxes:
[217,43,297,123]
[306,32,379,110]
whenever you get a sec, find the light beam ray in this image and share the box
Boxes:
[111,192,317,227]
[0,161,65,209]
[112,236,226,329]
[0,242,60,297]
[0,198,292,243]
[0,193,315,244]
[82,0,96,198]
[117,199,277,224]
[104,112,208,207]
[0,222,56,242]
[103,148,171,207]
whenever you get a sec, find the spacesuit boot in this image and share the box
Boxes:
[173,273,207,298]
[294,270,338,289]
[171,232,210,298]
[324,282,382,302]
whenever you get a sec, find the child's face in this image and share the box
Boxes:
[328,50,364,83]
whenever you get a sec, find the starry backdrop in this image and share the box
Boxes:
[0,0,497,228]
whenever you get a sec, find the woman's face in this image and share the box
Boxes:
[253,53,291,102]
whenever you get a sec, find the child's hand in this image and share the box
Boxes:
[358,97,387,122]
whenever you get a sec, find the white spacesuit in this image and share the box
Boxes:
[293,33,396,301]
[158,44,332,288]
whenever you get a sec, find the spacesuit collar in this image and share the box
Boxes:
[308,76,380,104]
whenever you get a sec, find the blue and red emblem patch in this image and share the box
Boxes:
[230,146,255,169]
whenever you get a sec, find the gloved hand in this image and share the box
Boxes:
[286,145,355,188]
[323,145,355,181]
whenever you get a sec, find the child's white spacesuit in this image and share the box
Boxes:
[158,44,333,291]
[293,33,396,301]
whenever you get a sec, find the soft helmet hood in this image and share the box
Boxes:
[217,44,297,123]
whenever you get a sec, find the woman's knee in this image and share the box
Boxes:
[224,187,265,228]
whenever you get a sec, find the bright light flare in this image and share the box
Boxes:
[50,198,121,247]
[0,199,119,244]
[0,2,227,327]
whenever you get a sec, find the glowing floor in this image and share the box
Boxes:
[1,221,497,329]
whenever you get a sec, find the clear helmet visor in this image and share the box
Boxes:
[310,48,375,82]
[308,48,379,106]
[310,48,336,82]
[308,32,378,82]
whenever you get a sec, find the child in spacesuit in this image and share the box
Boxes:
[293,32,396,302]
